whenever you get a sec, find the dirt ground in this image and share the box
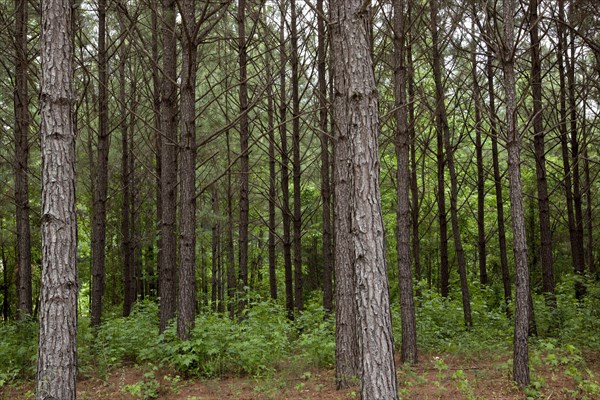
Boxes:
[2,351,599,399]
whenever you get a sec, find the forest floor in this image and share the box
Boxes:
[2,351,599,400]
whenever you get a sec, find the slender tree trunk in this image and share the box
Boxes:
[159,0,178,333]
[502,0,530,385]
[486,20,512,313]
[279,1,294,317]
[2,223,10,320]
[431,0,471,326]
[226,130,236,319]
[567,25,586,297]
[14,0,32,320]
[177,0,198,340]
[237,0,250,302]
[151,1,162,301]
[529,0,555,304]
[212,185,220,308]
[90,0,110,327]
[407,6,421,290]
[119,24,134,317]
[266,54,278,301]
[393,0,418,364]
[290,0,303,312]
[37,0,77,395]
[331,0,399,396]
[471,28,487,286]
[317,0,333,313]
[557,0,580,297]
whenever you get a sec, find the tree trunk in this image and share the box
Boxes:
[90,0,110,327]
[331,0,399,396]
[486,16,512,313]
[37,0,77,396]
[119,20,134,317]
[14,0,32,320]
[159,0,178,333]
[317,0,333,313]
[2,224,10,321]
[212,185,220,308]
[289,0,303,312]
[178,0,198,340]
[393,0,418,364]
[238,0,250,302]
[556,0,581,299]
[567,25,586,297]
[529,0,555,304]
[502,0,530,385]
[226,130,236,319]
[267,52,278,301]
[471,28,487,286]
[279,1,294,317]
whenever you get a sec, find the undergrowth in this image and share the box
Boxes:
[1,276,598,388]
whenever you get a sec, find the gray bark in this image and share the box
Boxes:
[331,0,399,396]
[37,0,78,396]
[502,0,530,386]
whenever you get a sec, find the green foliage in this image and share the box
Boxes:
[161,300,291,377]
[122,369,160,400]
[294,301,335,368]
[0,318,37,384]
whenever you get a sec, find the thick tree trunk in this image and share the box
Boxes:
[238,0,250,301]
[90,0,109,327]
[37,0,77,396]
[279,2,294,317]
[177,0,198,340]
[317,0,333,313]
[14,0,32,320]
[529,0,555,304]
[159,0,178,333]
[331,0,399,396]
[393,0,418,364]
[502,0,530,386]
[486,22,512,313]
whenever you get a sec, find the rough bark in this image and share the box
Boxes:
[37,0,78,396]
[529,0,555,303]
[159,0,178,333]
[393,0,418,364]
[14,0,32,320]
[177,0,198,340]
[331,0,399,396]
[502,0,530,386]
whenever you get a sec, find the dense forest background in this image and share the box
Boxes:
[0,0,599,397]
